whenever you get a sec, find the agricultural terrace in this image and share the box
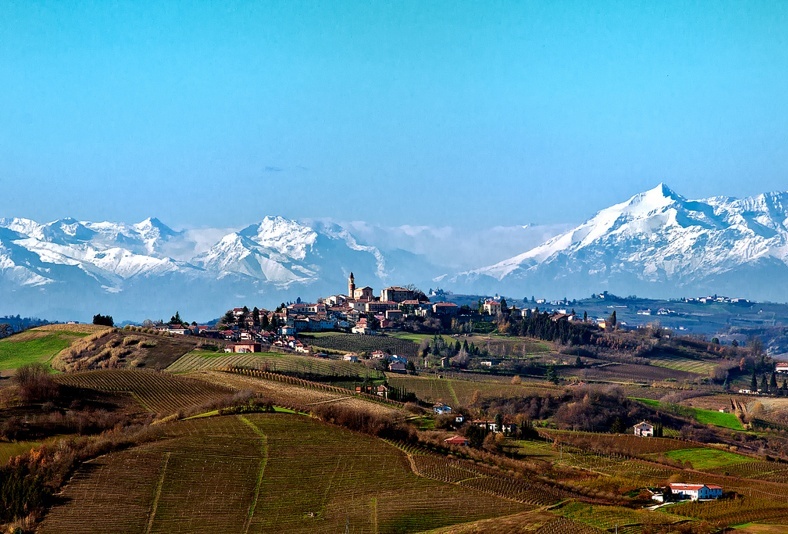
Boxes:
[510,438,678,488]
[645,354,719,375]
[55,369,234,415]
[299,332,418,357]
[654,448,757,470]
[0,324,109,371]
[390,332,553,358]
[537,430,702,457]
[192,370,402,418]
[556,501,686,533]
[428,512,601,534]
[40,414,531,533]
[386,374,559,405]
[632,398,745,430]
[167,349,382,380]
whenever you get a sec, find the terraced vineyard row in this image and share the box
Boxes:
[668,496,788,525]
[167,350,381,379]
[539,429,702,456]
[55,369,234,415]
[39,416,262,533]
[647,356,718,374]
[557,502,686,532]
[399,443,567,506]
[301,332,418,357]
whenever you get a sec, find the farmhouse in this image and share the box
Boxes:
[226,342,262,353]
[444,435,469,446]
[776,362,788,374]
[633,421,654,437]
[669,483,723,501]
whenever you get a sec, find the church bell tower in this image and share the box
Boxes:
[348,272,355,298]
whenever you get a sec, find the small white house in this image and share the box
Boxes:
[633,421,654,437]
[669,483,723,501]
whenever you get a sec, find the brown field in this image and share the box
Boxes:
[34,324,114,335]
[563,362,697,384]
[190,370,402,417]
[55,369,235,415]
[387,374,560,406]
[53,329,208,372]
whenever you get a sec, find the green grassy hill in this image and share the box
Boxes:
[0,324,110,372]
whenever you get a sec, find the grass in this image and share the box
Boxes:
[631,397,745,430]
[692,407,745,429]
[659,447,756,470]
[0,329,95,370]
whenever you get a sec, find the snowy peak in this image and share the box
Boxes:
[456,184,788,301]
[238,216,317,260]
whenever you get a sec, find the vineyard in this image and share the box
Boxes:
[191,370,402,417]
[299,332,418,357]
[166,349,381,380]
[55,369,235,415]
[40,413,534,533]
[539,429,702,456]
[557,501,686,533]
[646,355,719,375]
[387,374,559,405]
[667,496,788,525]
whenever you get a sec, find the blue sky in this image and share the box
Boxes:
[1,1,786,229]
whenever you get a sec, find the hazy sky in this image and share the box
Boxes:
[1,1,786,229]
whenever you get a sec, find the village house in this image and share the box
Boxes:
[633,421,654,437]
[776,362,788,374]
[388,361,407,373]
[444,435,469,446]
[669,483,723,501]
[225,341,262,354]
[351,317,374,335]
[432,302,459,316]
[380,286,418,303]
[343,354,359,363]
[483,299,501,315]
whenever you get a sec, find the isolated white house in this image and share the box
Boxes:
[669,483,723,501]
[633,421,654,437]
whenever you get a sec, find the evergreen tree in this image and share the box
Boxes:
[583,311,587,322]
[610,417,625,434]
[252,307,260,326]
[500,298,508,314]
[760,374,769,393]
[546,364,559,384]
[751,369,758,391]
[608,310,617,329]
[770,371,778,391]
[170,311,182,324]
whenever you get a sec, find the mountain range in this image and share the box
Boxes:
[2,183,788,321]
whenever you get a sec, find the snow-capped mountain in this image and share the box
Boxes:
[5,185,788,321]
[0,215,434,321]
[450,184,788,301]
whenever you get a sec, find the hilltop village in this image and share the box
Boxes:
[156,273,596,359]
